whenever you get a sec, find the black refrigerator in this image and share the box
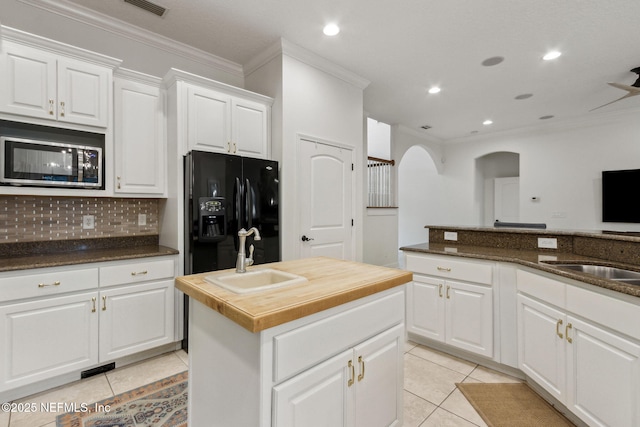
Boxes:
[183,150,279,348]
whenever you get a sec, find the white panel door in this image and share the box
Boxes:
[114,77,165,194]
[0,41,57,119]
[99,281,174,361]
[0,292,98,391]
[445,280,493,357]
[407,275,445,342]
[232,98,268,158]
[57,57,110,127]
[566,316,640,427]
[187,85,230,153]
[353,324,404,427]
[298,138,354,259]
[517,294,566,402]
[273,349,354,427]
[494,177,519,223]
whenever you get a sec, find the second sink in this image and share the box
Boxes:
[549,263,640,285]
[205,268,308,294]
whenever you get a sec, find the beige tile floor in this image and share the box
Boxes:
[1,342,521,427]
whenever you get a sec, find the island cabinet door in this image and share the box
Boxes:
[272,348,354,427]
[407,275,445,341]
[353,324,404,427]
[565,316,640,427]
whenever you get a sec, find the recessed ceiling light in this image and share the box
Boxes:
[428,87,441,94]
[483,120,493,125]
[515,93,533,100]
[543,51,562,61]
[481,56,504,67]
[323,24,340,36]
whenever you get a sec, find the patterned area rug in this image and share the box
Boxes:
[56,371,188,427]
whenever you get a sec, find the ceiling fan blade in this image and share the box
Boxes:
[590,91,640,112]
[607,82,640,93]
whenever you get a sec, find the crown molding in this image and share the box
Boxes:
[245,38,371,90]
[17,0,243,77]
[1,25,122,68]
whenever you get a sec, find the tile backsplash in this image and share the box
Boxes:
[0,196,159,243]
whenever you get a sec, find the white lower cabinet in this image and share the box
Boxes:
[98,280,174,361]
[517,270,640,427]
[406,253,494,358]
[0,256,176,395]
[273,324,403,427]
[0,292,99,391]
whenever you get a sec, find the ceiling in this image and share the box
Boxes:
[65,0,640,142]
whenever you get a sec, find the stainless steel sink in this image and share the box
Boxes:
[204,268,308,294]
[549,263,640,285]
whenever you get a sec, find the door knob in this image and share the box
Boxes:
[301,235,314,242]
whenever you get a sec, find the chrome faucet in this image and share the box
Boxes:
[236,227,261,273]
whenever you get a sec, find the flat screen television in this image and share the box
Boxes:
[602,168,640,223]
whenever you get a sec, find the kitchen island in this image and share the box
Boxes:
[175,256,412,427]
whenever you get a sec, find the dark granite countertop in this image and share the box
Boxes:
[0,236,179,273]
[401,242,640,298]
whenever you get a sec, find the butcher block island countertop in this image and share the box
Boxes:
[175,256,413,332]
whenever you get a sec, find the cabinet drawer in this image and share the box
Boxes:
[405,254,493,285]
[272,289,404,383]
[99,258,175,287]
[567,285,640,341]
[516,269,566,307]
[0,268,99,303]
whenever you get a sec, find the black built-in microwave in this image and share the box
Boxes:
[0,136,103,189]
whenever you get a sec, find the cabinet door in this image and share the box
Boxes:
[566,316,640,427]
[353,324,404,427]
[445,280,493,357]
[517,294,566,402]
[56,57,110,127]
[114,77,165,194]
[0,292,98,392]
[98,280,174,361]
[186,85,231,153]
[231,97,268,158]
[0,41,57,120]
[273,349,354,427]
[406,275,444,342]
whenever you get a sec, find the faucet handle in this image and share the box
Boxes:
[247,244,255,266]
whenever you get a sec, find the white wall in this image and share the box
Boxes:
[367,118,391,159]
[247,42,366,261]
[411,110,640,232]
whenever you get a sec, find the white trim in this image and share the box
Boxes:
[1,25,122,69]
[245,38,371,90]
[17,0,243,77]
[114,68,162,86]
[162,68,274,105]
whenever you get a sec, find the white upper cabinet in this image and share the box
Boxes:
[114,70,166,196]
[0,38,114,128]
[165,69,273,159]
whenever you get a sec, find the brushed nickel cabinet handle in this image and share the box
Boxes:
[348,360,355,387]
[446,285,451,299]
[59,101,65,117]
[556,319,564,339]
[566,323,573,343]
[131,270,148,276]
[117,176,121,189]
[49,99,54,115]
[91,297,96,313]
[38,281,61,288]
[438,283,443,298]
[357,356,365,382]
[102,295,107,311]
[437,266,451,272]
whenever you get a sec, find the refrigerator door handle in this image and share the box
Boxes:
[245,178,252,228]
